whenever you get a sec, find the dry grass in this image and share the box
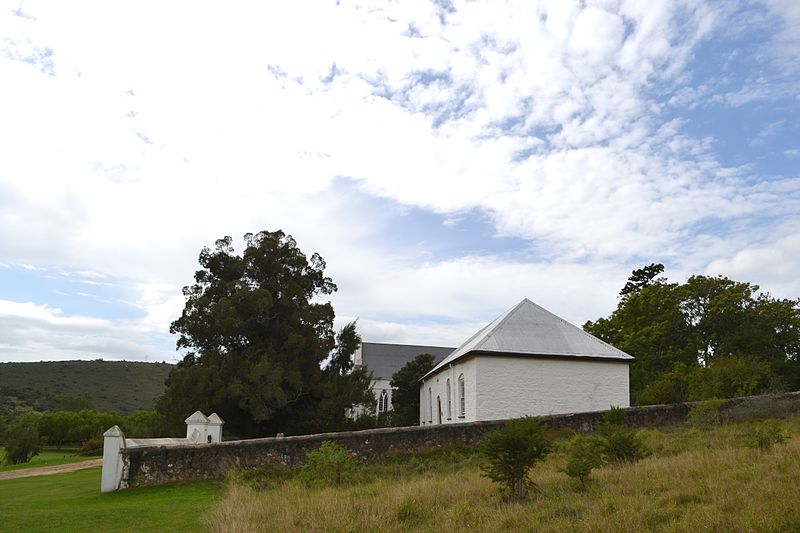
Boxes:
[205,418,800,532]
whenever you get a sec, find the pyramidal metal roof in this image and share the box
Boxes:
[423,298,632,379]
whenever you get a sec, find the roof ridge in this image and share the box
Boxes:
[472,298,530,351]
[361,341,455,349]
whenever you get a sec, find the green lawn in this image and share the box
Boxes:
[0,467,219,532]
[0,447,100,473]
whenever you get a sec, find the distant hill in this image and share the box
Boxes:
[0,360,173,413]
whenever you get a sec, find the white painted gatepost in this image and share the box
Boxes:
[101,411,225,492]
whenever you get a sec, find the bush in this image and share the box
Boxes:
[299,441,361,486]
[480,417,552,501]
[562,435,603,488]
[597,406,647,464]
[744,421,786,452]
[3,421,41,465]
[687,399,726,428]
[38,411,81,448]
[692,356,782,401]
[602,406,627,427]
[636,364,691,405]
[599,426,647,464]
[122,410,165,438]
[79,435,104,456]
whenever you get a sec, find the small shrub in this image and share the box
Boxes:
[602,406,627,427]
[3,421,40,465]
[299,441,361,486]
[562,435,603,488]
[687,399,726,428]
[744,421,786,452]
[600,426,647,463]
[480,417,551,501]
[597,406,647,464]
[78,435,104,456]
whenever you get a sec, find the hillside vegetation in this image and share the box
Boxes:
[0,360,172,413]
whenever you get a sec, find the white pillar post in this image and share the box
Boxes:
[101,425,126,493]
[207,413,225,443]
[185,411,209,443]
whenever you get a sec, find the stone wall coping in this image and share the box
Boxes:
[115,390,800,490]
[125,391,800,455]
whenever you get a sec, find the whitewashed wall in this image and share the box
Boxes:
[421,356,629,425]
[420,358,477,424]
[474,356,630,421]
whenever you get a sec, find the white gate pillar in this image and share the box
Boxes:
[101,425,126,493]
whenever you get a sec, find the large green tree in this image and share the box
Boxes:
[390,353,437,426]
[309,322,374,433]
[585,266,800,404]
[158,230,372,437]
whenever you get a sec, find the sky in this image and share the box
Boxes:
[0,0,798,363]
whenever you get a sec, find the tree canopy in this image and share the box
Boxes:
[158,230,372,437]
[619,263,665,298]
[585,266,800,405]
[389,353,437,426]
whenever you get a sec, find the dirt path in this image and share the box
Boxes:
[0,459,102,481]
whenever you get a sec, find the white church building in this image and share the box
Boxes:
[419,298,633,425]
[353,342,454,414]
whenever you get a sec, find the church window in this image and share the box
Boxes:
[458,374,465,418]
[428,387,433,422]
[446,379,452,419]
[378,390,388,413]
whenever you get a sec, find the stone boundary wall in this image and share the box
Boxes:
[119,391,800,489]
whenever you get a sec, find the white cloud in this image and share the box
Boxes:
[706,230,800,299]
[0,1,771,269]
[0,1,797,360]
[330,254,629,336]
[760,0,800,75]
[0,299,173,362]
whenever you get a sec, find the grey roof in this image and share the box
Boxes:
[361,342,455,380]
[423,298,632,379]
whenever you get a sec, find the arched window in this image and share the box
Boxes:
[378,390,388,413]
[446,379,452,419]
[458,374,465,418]
[428,387,433,422]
